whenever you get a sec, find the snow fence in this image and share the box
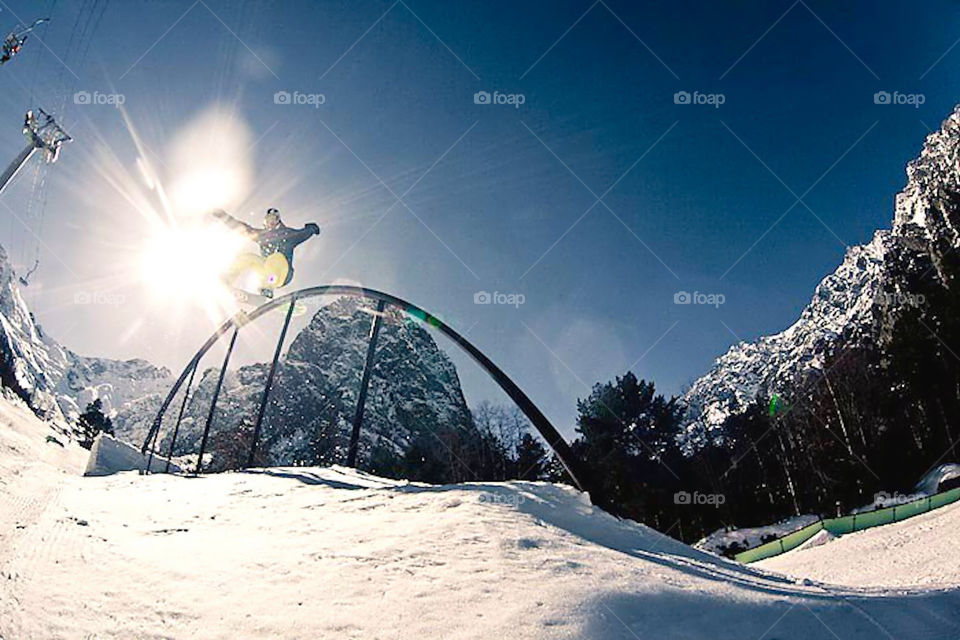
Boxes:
[735,487,960,563]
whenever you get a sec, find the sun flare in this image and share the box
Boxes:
[140,221,247,303]
[107,105,264,321]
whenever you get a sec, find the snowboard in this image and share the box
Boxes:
[230,287,310,318]
[231,287,273,307]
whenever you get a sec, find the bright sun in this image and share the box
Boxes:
[140,221,247,303]
[127,105,258,318]
[169,168,246,218]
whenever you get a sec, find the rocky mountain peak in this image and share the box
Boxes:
[118,296,477,473]
[895,104,960,236]
[682,106,960,445]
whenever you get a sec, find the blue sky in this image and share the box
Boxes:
[0,0,958,436]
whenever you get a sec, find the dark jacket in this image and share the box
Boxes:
[214,210,320,285]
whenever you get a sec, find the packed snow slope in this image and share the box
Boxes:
[758,498,960,589]
[2,408,960,639]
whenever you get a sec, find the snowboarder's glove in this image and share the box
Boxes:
[306,222,320,235]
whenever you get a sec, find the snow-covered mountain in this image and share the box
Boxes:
[682,106,960,444]
[0,245,171,427]
[120,297,478,471]
[0,245,71,422]
[54,353,171,422]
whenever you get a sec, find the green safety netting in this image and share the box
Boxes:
[734,486,960,564]
[822,515,853,536]
[735,520,826,564]
[890,498,929,521]
[779,521,824,552]
[931,487,960,508]
[847,507,895,532]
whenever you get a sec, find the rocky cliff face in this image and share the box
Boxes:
[0,244,71,422]
[133,297,477,471]
[682,106,960,446]
[0,244,171,428]
[55,354,171,422]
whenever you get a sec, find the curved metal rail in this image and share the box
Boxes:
[141,285,592,496]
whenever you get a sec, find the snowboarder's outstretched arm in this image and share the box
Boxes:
[289,222,321,247]
[271,222,321,249]
[210,209,258,239]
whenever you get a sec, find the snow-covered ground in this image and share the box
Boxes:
[758,498,960,589]
[2,404,960,639]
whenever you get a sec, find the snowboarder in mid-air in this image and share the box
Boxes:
[211,207,320,301]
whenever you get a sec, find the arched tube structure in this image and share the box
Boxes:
[141,286,593,497]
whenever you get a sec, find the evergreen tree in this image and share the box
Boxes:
[308,412,347,466]
[571,372,687,525]
[77,399,113,450]
[367,438,405,478]
[515,432,549,480]
[544,454,573,484]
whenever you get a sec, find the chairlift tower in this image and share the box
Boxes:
[0,108,71,196]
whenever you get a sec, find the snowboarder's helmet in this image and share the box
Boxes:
[265,208,281,228]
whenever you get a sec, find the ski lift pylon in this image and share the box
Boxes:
[24,108,71,163]
[0,108,71,196]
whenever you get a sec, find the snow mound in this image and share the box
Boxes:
[2,458,959,637]
[1,390,958,639]
[84,433,182,476]
[917,463,960,494]
[795,528,836,552]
